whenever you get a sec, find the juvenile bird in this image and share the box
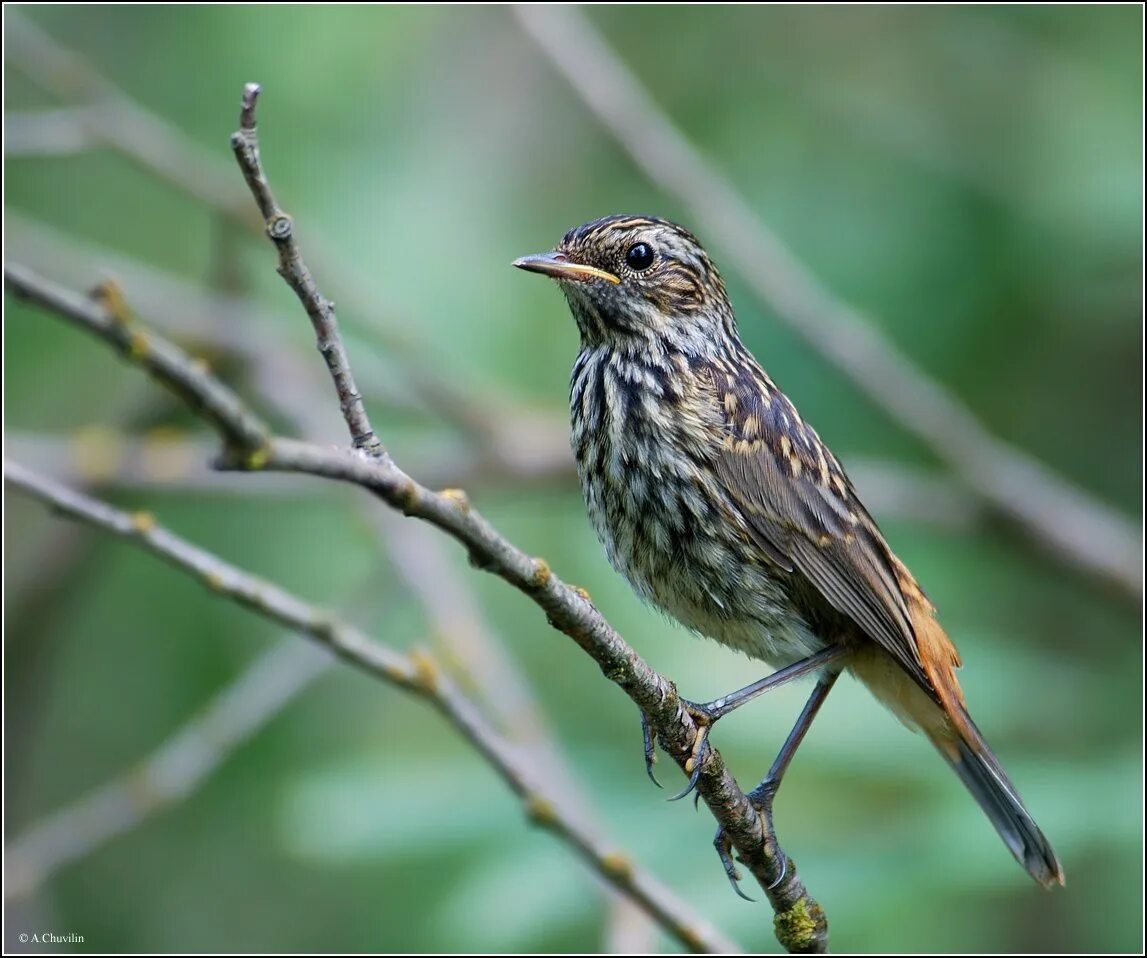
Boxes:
[514,215,1063,892]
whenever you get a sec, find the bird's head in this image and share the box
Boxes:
[514,215,735,352]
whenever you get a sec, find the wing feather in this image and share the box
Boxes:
[708,362,936,697]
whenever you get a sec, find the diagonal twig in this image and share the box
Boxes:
[4,462,738,954]
[4,266,269,459]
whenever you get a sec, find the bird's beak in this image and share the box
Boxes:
[513,251,621,285]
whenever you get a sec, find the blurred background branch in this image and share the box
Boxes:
[4,14,255,224]
[5,639,334,900]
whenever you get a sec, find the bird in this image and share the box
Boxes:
[513,214,1064,893]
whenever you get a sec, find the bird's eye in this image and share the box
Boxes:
[625,242,655,271]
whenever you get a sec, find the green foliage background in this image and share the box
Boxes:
[5,5,1142,954]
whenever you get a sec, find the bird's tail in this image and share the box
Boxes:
[928,713,1064,889]
[855,560,1064,888]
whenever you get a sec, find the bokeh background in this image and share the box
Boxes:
[4,5,1142,954]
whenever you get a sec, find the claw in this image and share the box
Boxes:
[709,785,789,900]
[751,782,788,890]
[714,827,755,902]
[668,721,710,802]
[668,754,704,802]
[767,851,788,890]
[640,711,662,788]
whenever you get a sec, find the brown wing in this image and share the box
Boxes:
[707,360,938,697]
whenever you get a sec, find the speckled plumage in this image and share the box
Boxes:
[570,333,830,666]
[515,214,1062,889]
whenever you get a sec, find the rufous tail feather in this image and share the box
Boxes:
[911,597,1064,888]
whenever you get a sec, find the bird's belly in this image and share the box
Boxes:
[576,452,824,669]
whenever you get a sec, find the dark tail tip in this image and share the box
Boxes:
[936,732,1064,889]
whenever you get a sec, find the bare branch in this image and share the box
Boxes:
[4,264,269,461]
[4,462,739,955]
[511,5,1141,602]
[6,641,332,899]
[228,84,382,457]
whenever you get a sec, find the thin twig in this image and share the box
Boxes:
[4,462,738,955]
[4,264,269,461]
[5,641,333,899]
[4,255,825,951]
[229,84,382,457]
[510,5,1141,603]
[5,212,435,434]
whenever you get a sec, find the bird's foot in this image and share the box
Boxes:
[638,697,719,797]
[639,652,847,799]
[713,779,787,901]
[667,698,721,801]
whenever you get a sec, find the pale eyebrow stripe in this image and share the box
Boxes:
[606,217,653,232]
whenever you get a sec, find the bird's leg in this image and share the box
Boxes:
[689,644,848,722]
[655,644,847,800]
[750,669,840,810]
[715,670,841,899]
